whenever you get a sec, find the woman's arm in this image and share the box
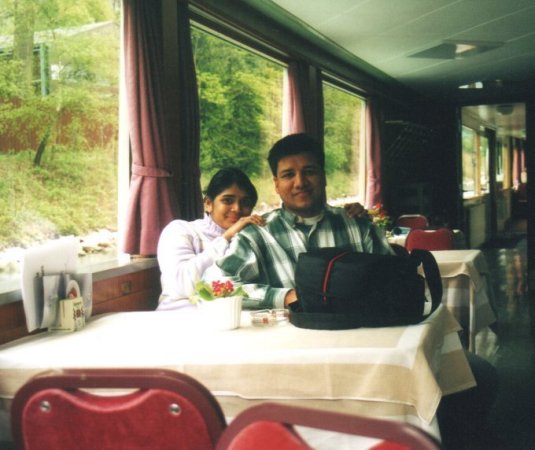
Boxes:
[157,221,229,300]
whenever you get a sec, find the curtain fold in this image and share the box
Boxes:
[284,61,324,144]
[365,97,383,207]
[168,0,202,221]
[122,0,201,256]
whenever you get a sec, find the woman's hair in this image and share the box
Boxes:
[204,167,258,206]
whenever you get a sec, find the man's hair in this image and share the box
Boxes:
[267,133,325,176]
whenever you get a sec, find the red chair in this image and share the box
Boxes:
[215,403,441,450]
[11,368,227,450]
[395,214,429,229]
[405,228,455,252]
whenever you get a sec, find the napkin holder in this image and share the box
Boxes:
[36,271,91,332]
[49,296,86,332]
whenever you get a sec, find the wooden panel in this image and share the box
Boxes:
[92,288,160,315]
[0,301,31,346]
[0,266,161,345]
[93,267,160,306]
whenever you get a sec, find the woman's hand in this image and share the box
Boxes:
[223,214,266,241]
[344,202,368,219]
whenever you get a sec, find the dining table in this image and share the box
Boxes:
[430,250,497,352]
[0,304,475,445]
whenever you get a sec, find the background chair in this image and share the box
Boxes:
[11,368,227,450]
[395,214,429,229]
[215,402,441,450]
[405,228,455,252]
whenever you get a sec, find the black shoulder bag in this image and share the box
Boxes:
[291,247,442,330]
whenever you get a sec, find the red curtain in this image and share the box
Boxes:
[365,97,383,207]
[122,0,201,256]
[165,0,202,221]
[284,61,324,144]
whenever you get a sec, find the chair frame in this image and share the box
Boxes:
[216,402,441,450]
[11,368,227,450]
[395,214,429,229]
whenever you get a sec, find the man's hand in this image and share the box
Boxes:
[344,202,368,219]
[284,289,298,306]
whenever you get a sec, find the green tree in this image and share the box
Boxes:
[192,27,282,181]
[0,0,120,250]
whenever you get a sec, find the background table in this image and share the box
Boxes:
[431,250,497,352]
[0,305,474,443]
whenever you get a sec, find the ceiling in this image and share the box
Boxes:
[268,0,534,138]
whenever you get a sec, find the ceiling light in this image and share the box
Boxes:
[458,79,505,90]
[459,81,483,89]
[497,104,514,116]
[408,40,503,60]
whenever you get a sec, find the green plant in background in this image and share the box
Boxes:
[0,0,119,253]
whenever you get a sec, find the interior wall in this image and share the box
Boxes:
[381,102,460,228]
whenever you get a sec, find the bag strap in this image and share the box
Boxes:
[321,251,351,303]
[409,249,442,313]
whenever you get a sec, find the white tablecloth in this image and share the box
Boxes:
[431,250,497,351]
[0,305,474,441]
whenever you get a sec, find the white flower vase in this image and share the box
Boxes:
[199,296,243,330]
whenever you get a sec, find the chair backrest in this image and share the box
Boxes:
[405,228,455,252]
[216,403,441,450]
[395,214,429,229]
[11,368,227,450]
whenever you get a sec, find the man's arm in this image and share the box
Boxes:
[217,233,291,309]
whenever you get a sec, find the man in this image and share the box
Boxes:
[217,133,498,449]
[217,132,393,310]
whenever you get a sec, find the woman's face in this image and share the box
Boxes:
[204,183,255,229]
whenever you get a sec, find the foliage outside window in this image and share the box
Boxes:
[0,0,121,285]
[500,138,511,189]
[479,134,489,194]
[495,137,504,183]
[462,126,490,199]
[191,26,284,211]
[323,82,365,204]
[192,27,368,212]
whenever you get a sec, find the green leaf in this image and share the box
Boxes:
[233,285,247,298]
[195,280,215,300]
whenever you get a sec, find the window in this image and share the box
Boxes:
[0,1,122,289]
[323,82,366,204]
[479,134,489,194]
[191,26,285,212]
[462,126,490,198]
[495,137,504,184]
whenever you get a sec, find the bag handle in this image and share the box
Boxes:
[409,249,443,313]
[322,251,350,303]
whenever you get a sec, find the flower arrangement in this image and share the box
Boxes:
[193,279,246,302]
[368,203,391,230]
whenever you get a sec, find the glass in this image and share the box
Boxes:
[323,82,365,205]
[0,1,122,287]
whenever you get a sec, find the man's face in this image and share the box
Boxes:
[273,152,326,218]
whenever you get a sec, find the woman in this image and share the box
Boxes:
[157,168,263,310]
[157,167,367,310]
